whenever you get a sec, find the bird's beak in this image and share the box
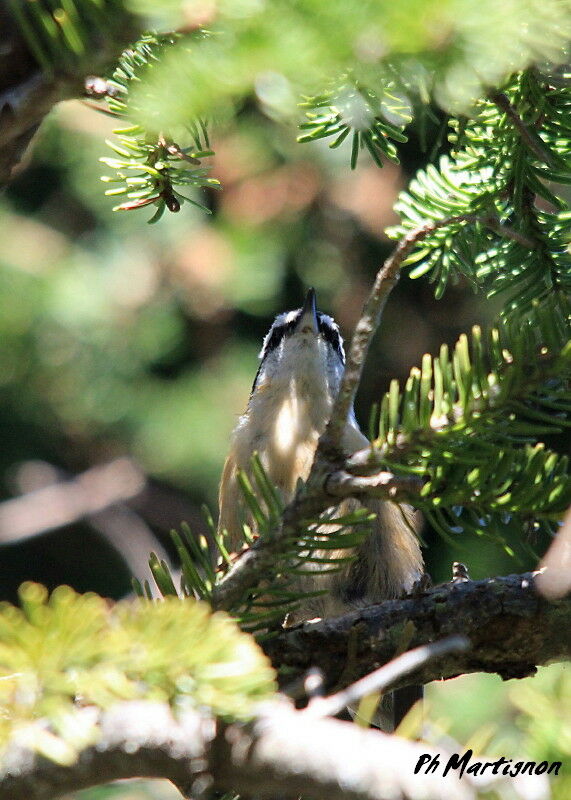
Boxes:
[298,287,319,334]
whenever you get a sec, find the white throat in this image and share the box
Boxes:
[235,333,340,497]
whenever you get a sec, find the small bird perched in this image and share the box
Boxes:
[218,288,424,727]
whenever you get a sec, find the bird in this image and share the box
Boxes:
[218,288,424,728]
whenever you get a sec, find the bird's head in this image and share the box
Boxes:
[251,288,345,399]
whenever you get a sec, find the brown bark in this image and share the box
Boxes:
[263,571,571,691]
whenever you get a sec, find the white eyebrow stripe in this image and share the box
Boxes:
[257,308,345,366]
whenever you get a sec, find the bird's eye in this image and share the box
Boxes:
[251,316,301,394]
[265,326,285,355]
[318,318,344,364]
[262,316,300,359]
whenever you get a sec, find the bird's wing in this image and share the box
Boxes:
[341,420,424,599]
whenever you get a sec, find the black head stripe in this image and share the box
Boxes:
[317,313,345,364]
[251,307,344,395]
[259,315,300,362]
[252,314,299,393]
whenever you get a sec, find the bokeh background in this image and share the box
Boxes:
[1,95,568,798]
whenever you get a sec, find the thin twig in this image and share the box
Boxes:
[490,91,556,167]
[313,212,530,461]
[325,469,424,500]
[315,224,425,458]
[480,215,536,249]
[305,636,469,718]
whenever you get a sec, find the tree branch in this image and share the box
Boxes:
[0,458,145,543]
[0,6,140,185]
[324,469,424,500]
[490,90,556,168]
[0,698,547,800]
[316,219,459,458]
[306,635,469,718]
[263,571,571,690]
[0,458,177,582]
[478,214,537,249]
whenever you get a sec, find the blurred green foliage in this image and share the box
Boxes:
[426,664,571,800]
[126,0,571,122]
[0,582,275,763]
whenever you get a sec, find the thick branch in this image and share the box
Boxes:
[0,699,542,800]
[263,571,571,690]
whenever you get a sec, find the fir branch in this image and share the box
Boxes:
[98,34,220,219]
[477,215,536,250]
[264,571,571,689]
[298,78,411,168]
[392,69,571,314]
[317,206,544,459]
[341,312,571,537]
[0,582,276,755]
